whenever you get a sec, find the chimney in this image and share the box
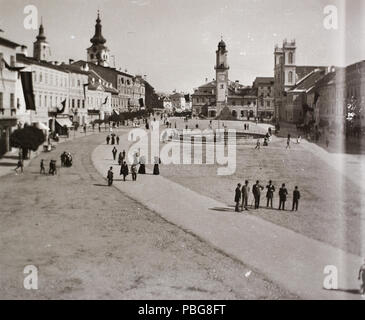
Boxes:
[69,59,74,65]
[20,45,28,57]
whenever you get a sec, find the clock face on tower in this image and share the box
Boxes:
[219,74,225,81]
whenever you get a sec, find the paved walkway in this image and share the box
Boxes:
[91,131,364,300]
[0,128,110,178]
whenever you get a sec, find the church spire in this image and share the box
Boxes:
[90,10,106,45]
[36,17,46,42]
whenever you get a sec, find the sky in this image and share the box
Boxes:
[0,0,364,93]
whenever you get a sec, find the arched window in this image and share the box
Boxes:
[288,71,293,84]
[288,52,293,64]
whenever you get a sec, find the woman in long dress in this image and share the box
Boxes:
[138,155,146,174]
[153,156,160,175]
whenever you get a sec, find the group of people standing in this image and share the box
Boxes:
[235,180,301,212]
[107,140,161,186]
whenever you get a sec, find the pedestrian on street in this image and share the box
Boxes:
[153,156,161,175]
[116,135,120,145]
[297,135,301,144]
[131,164,137,181]
[241,180,250,211]
[111,135,115,145]
[118,152,123,165]
[112,147,118,161]
[122,150,126,163]
[292,186,301,211]
[278,183,288,210]
[252,181,264,209]
[235,183,242,212]
[286,134,291,149]
[40,159,45,174]
[138,155,146,174]
[358,258,365,296]
[266,180,275,208]
[106,135,110,145]
[107,166,114,186]
[120,161,129,181]
[255,139,261,150]
[14,159,24,174]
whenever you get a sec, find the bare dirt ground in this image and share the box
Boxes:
[161,136,365,257]
[0,132,296,299]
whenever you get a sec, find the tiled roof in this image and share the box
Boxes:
[0,36,21,49]
[16,54,68,73]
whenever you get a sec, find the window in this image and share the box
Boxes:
[0,92,3,109]
[10,55,15,67]
[288,71,293,84]
[77,100,80,109]
[10,93,14,109]
[288,52,293,64]
[82,100,85,108]
[39,72,43,82]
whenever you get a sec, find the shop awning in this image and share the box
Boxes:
[56,118,73,128]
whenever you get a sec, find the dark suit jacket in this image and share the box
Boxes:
[293,190,301,201]
[235,188,242,202]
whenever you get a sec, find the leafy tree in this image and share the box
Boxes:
[10,126,46,159]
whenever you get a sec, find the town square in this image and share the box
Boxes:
[0,0,364,301]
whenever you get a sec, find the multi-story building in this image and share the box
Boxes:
[192,39,258,119]
[0,36,23,156]
[73,12,145,113]
[274,39,327,122]
[253,77,275,120]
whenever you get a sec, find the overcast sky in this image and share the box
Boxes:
[0,0,364,92]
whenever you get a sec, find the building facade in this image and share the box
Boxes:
[192,40,258,119]
[274,39,327,122]
[0,36,23,156]
[253,77,275,119]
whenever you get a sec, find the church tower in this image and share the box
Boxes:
[215,39,229,112]
[87,11,110,67]
[33,20,51,61]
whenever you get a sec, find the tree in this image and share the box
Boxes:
[10,126,46,159]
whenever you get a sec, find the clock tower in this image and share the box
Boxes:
[215,39,229,114]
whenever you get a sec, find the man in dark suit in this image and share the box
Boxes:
[292,186,301,211]
[252,181,264,209]
[279,184,289,210]
[235,183,242,212]
[266,180,275,208]
[241,180,250,211]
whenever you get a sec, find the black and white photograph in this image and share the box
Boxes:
[0,0,364,306]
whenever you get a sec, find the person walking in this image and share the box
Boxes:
[118,152,123,165]
[131,164,137,181]
[40,159,45,174]
[14,159,24,174]
[297,135,301,144]
[292,186,301,211]
[112,147,118,161]
[278,183,289,210]
[235,183,242,212]
[358,258,365,296]
[116,135,120,145]
[120,161,129,181]
[107,166,114,186]
[252,181,264,209]
[255,139,261,150]
[266,180,275,208]
[241,180,250,211]
[286,134,291,149]
[106,135,110,145]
